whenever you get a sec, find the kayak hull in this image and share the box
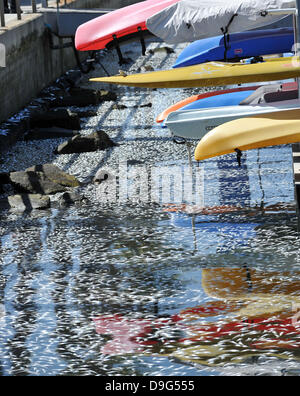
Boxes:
[194,108,300,161]
[75,0,180,51]
[166,100,300,139]
[173,28,294,68]
[156,81,298,124]
[156,86,259,123]
[90,58,300,88]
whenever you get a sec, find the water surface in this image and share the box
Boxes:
[0,42,300,376]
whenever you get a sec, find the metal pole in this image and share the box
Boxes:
[15,0,21,20]
[292,1,300,223]
[296,0,300,100]
[0,0,5,28]
[266,8,296,14]
[31,0,37,13]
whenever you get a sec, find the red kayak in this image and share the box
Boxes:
[75,0,180,52]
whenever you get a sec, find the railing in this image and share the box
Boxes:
[0,0,39,27]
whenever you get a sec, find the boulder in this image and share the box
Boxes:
[0,194,51,211]
[55,130,116,154]
[50,88,117,107]
[8,164,80,195]
[29,108,81,130]
[0,119,29,152]
[76,110,99,118]
[9,171,67,195]
[112,102,152,110]
[0,172,10,185]
[26,164,80,188]
[0,172,10,194]
[64,70,82,87]
[7,194,51,211]
[58,191,87,206]
[148,46,175,55]
[25,127,79,141]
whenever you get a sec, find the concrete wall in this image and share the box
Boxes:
[0,0,140,125]
[0,15,73,124]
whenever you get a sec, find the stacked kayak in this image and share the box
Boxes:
[156,86,260,124]
[157,82,298,124]
[90,57,300,88]
[163,82,299,138]
[75,0,180,52]
[145,0,295,44]
[194,108,300,161]
[77,0,300,164]
[173,28,294,68]
[165,100,300,140]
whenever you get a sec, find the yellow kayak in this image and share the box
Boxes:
[90,57,300,88]
[194,108,300,161]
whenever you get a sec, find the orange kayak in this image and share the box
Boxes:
[156,85,260,124]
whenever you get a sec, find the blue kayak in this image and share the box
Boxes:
[180,89,256,111]
[161,89,256,127]
[173,28,294,68]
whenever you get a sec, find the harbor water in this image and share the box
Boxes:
[0,41,300,376]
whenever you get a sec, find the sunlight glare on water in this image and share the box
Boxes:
[1,146,300,376]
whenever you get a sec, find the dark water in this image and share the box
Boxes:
[1,143,300,376]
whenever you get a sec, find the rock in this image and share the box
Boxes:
[9,164,80,195]
[112,102,152,110]
[55,130,116,154]
[9,171,67,195]
[0,172,10,194]
[148,46,175,55]
[50,88,117,107]
[7,194,51,211]
[0,198,9,209]
[0,172,10,185]
[58,191,86,206]
[0,119,29,152]
[140,102,152,108]
[26,164,80,188]
[76,110,99,118]
[25,127,79,141]
[93,169,111,184]
[141,65,155,72]
[112,103,127,110]
[127,159,145,166]
[64,70,82,87]
[29,109,81,130]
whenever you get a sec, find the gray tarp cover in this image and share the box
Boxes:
[146,0,295,43]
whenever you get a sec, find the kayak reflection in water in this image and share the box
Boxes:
[163,202,295,216]
[93,267,300,366]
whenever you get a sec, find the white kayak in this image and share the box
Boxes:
[165,99,300,139]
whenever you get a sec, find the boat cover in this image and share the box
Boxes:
[146,0,295,44]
